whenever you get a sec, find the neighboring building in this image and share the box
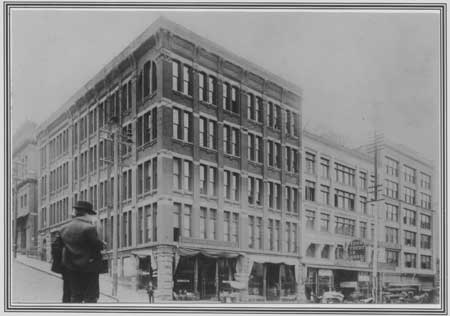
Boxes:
[371,140,436,291]
[302,132,437,299]
[36,17,303,302]
[301,130,375,299]
[13,121,39,256]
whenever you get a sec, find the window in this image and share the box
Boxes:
[183,161,193,192]
[231,86,239,113]
[199,117,207,148]
[404,187,416,205]
[360,196,367,214]
[121,169,132,201]
[285,146,298,173]
[248,216,255,249]
[209,209,217,240]
[306,210,315,230]
[140,203,157,242]
[248,133,263,163]
[136,157,157,194]
[224,211,230,242]
[385,180,399,199]
[421,193,431,209]
[182,204,192,237]
[386,157,399,176]
[305,152,316,174]
[223,125,240,156]
[208,166,218,197]
[320,158,329,178]
[136,107,157,146]
[360,222,367,239]
[255,217,262,249]
[172,107,192,142]
[223,82,230,111]
[224,170,240,201]
[319,185,330,205]
[248,176,263,206]
[200,164,207,195]
[305,181,316,202]
[386,250,399,266]
[335,163,355,186]
[404,165,416,184]
[420,255,432,269]
[207,76,217,104]
[285,186,298,213]
[334,189,355,211]
[200,207,207,239]
[199,72,207,101]
[359,171,367,190]
[421,173,431,190]
[266,102,281,130]
[404,253,417,268]
[420,214,431,229]
[385,203,399,222]
[183,65,192,95]
[267,140,281,168]
[420,234,431,249]
[404,230,417,247]
[385,227,398,244]
[290,223,297,253]
[335,217,355,236]
[267,182,281,210]
[173,158,182,190]
[247,93,255,121]
[320,213,330,232]
[403,209,416,226]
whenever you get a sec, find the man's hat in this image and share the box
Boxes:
[73,200,96,215]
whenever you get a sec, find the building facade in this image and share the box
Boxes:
[300,131,436,300]
[13,121,39,256]
[36,17,303,302]
[301,130,376,299]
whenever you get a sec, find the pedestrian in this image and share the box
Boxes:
[60,201,105,303]
[50,231,70,303]
[146,280,154,303]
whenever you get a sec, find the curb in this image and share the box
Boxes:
[15,259,120,303]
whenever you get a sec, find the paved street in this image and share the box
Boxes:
[11,260,116,304]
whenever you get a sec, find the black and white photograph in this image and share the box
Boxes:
[4,2,447,314]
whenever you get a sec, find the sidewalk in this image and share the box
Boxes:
[15,254,149,303]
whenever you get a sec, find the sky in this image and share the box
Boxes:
[10,9,441,167]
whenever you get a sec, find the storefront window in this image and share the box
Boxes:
[248,262,264,297]
[280,264,296,297]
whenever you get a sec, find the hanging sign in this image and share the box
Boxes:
[348,239,366,259]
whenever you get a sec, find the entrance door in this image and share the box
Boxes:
[197,256,217,300]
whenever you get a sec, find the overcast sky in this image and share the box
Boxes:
[10,9,441,166]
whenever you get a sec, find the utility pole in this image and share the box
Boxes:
[369,131,384,303]
[111,125,120,297]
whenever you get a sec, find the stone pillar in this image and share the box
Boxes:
[296,263,308,303]
[235,256,250,302]
[154,245,174,302]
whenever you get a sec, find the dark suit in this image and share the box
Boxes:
[60,215,104,303]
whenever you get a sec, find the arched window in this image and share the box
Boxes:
[151,61,157,92]
[321,245,330,259]
[306,243,316,257]
[143,61,151,97]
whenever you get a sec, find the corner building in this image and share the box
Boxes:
[37,17,303,302]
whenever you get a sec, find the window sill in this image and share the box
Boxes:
[137,139,157,151]
[267,126,281,133]
[199,146,217,153]
[267,166,282,172]
[172,89,193,99]
[224,199,240,205]
[199,100,217,108]
[247,118,263,126]
[199,194,218,200]
[224,153,240,160]
[248,203,263,209]
[223,109,240,117]
[248,160,263,167]
[172,138,194,147]
[173,189,193,196]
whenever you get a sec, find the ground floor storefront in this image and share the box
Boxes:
[305,267,372,301]
[112,245,302,302]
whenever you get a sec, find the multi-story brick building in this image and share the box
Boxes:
[13,121,39,256]
[301,131,437,300]
[301,130,376,299]
[36,17,303,302]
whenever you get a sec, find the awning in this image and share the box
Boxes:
[247,254,300,282]
[177,247,243,258]
[131,249,157,270]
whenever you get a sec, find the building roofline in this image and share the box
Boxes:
[37,16,302,134]
[304,129,373,163]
